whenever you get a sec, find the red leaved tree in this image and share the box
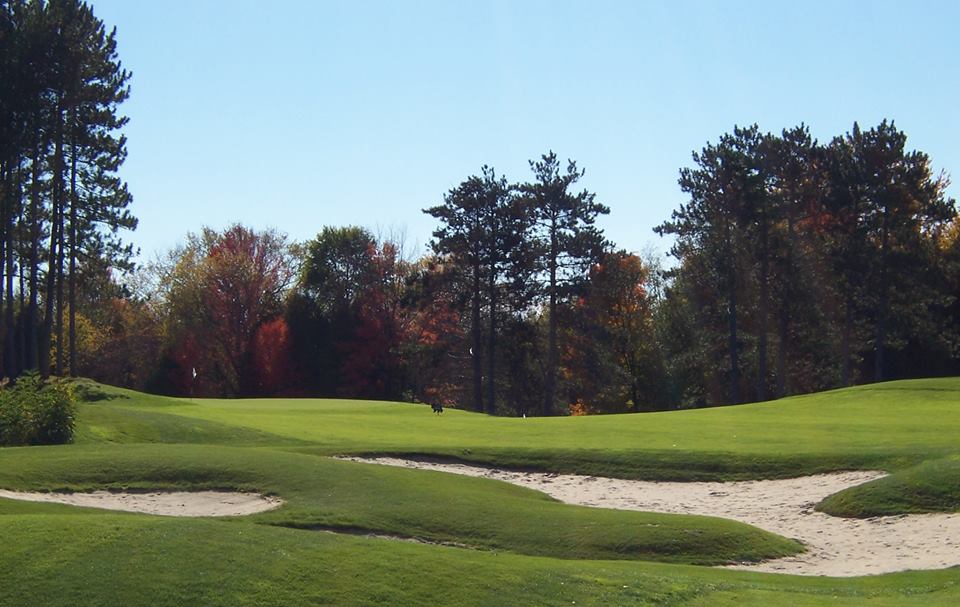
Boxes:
[158,225,295,396]
[337,240,407,399]
[252,317,299,395]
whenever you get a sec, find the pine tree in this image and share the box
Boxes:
[521,152,609,415]
[0,0,134,379]
[424,167,524,413]
[657,129,764,404]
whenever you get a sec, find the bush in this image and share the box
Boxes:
[0,373,77,446]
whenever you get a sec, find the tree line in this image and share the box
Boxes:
[59,125,960,414]
[97,151,614,416]
[657,122,958,405]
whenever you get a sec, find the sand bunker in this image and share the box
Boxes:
[0,489,282,517]
[342,456,960,577]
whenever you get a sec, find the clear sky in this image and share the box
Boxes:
[89,0,960,263]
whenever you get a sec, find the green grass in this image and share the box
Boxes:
[73,383,303,446]
[0,444,800,564]
[2,512,959,607]
[0,376,958,605]
[818,456,960,517]
[80,377,960,480]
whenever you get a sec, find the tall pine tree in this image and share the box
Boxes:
[521,152,609,415]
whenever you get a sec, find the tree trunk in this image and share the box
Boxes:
[776,307,789,397]
[874,205,889,382]
[471,261,483,412]
[55,174,66,376]
[486,262,496,415]
[4,161,18,378]
[842,292,852,387]
[0,160,7,378]
[776,213,795,398]
[68,141,78,376]
[756,206,768,402]
[40,108,65,378]
[15,163,25,375]
[728,273,741,403]
[18,239,25,375]
[544,225,558,416]
[27,137,41,372]
[840,189,864,389]
[725,221,741,404]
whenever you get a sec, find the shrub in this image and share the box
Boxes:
[0,373,77,446]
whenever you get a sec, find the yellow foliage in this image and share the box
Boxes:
[49,308,107,372]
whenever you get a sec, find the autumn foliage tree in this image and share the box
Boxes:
[336,239,410,399]
[252,317,297,395]
[77,297,163,389]
[399,257,466,405]
[154,225,294,396]
[289,227,424,400]
[566,251,660,412]
[203,226,294,394]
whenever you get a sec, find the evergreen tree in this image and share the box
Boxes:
[657,129,763,404]
[424,167,526,413]
[0,0,134,380]
[521,152,609,415]
[825,121,956,382]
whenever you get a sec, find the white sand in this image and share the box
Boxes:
[0,489,282,517]
[341,456,960,577]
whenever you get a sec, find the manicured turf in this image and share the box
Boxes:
[0,444,800,564]
[1,377,958,605]
[2,512,959,607]
[80,378,960,480]
[818,455,960,517]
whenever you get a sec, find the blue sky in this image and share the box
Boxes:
[90,0,960,263]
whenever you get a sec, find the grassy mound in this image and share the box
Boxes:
[818,456,960,517]
[1,512,959,606]
[0,443,800,565]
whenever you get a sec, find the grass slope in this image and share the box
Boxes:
[0,444,799,564]
[2,512,960,606]
[1,377,958,605]
[818,456,960,517]
[79,378,960,480]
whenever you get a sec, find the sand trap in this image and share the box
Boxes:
[0,489,282,517]
[341,456,960,577]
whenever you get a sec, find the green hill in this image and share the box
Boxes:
[0,378,958,606]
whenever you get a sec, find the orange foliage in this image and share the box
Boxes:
[253,317,300,396]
